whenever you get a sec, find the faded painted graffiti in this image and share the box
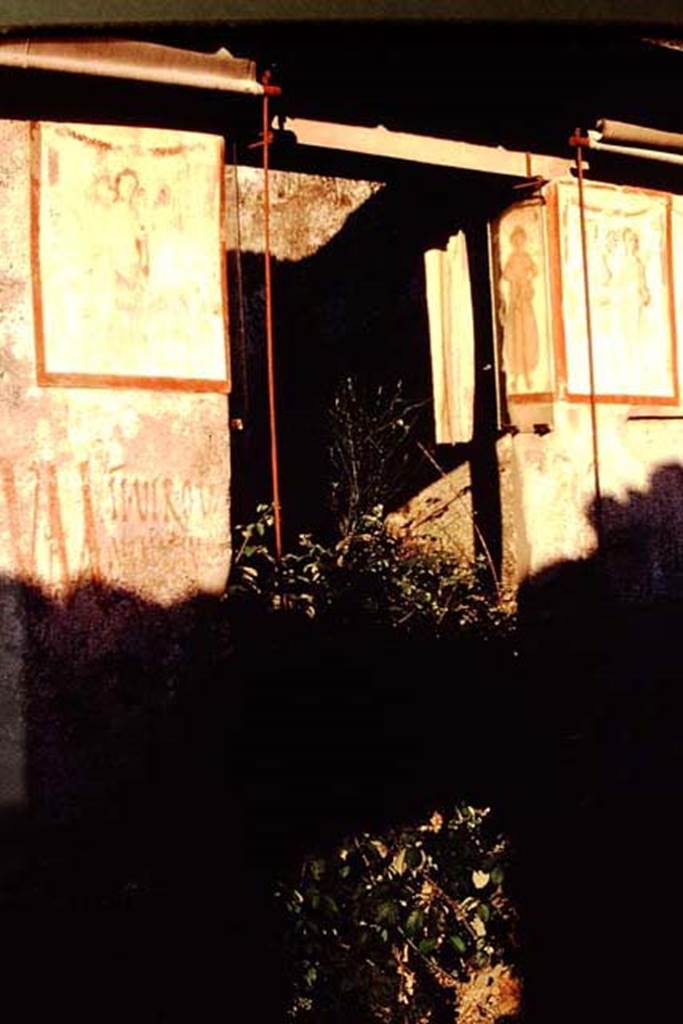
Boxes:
[0,457,228,597]
[106,472,223,525]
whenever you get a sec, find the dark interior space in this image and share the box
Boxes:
[228,160,516,549]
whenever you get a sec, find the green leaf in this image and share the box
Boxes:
[376,901,398,924]
[449,934,467,954]
[339,864,351,879]
[418,937,438,955]
[405,847,423,870]
[477,903,491,922]
[323,895,339,915]
[405,909,424,936]
[490,865,505,886]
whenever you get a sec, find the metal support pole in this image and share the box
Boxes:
[262,75,283,558]
[569,130,603,553]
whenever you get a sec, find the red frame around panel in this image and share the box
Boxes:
[30,121,231,395]
[547,178,679,408]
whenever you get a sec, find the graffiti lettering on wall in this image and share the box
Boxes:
[106,473,223,526]
[0,457,226,591]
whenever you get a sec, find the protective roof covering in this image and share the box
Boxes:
[0,37,263,94]
[643,36,683,52]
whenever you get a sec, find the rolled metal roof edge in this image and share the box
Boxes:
[0,36,264,94]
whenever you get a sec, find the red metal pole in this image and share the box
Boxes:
[571,131,603,552]
[262,79,283,558]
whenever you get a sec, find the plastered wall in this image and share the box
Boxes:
[0,119,232,812]
[506,403,683,606]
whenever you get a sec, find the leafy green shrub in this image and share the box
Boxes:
[228,379,519,1024]
[229,376,513,637]
[229,504,512,641]
[276,804,518,1024]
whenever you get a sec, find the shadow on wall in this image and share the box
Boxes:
[514,460,683,1024]
[228,166,512,545]
[520,462,683,617]
[0,576,238,1021]
[5,464,683,1022]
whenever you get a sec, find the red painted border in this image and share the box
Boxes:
[552,179,679,406]
[546,183,567,398]
[490,201,557,417]
[666,196,680,404]
[37,371,230,392]
[30,122,47,383]
[564,391,678,406]
[508,391,555,403]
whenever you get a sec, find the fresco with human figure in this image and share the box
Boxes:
[33,121,229,390]
[494,203,553,398]
[556,180,675,401]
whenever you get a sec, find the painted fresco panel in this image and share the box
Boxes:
[556,180,675,401]
[492,201,553,399]
[0,119,232,605]
[33,122,228,390]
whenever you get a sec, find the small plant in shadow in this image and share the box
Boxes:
[229,378,513,639]
[329,376,427,539]
[276,803,520,1024]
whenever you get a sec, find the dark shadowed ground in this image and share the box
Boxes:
[3,460,683,1022]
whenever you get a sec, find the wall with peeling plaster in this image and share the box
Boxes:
[390,382,683,608]
[0,120,231,812]
[226,166,383,262]
[507,405,683,608]
[0,120,231,604]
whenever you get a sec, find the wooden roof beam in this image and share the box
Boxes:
[285,117,575,180]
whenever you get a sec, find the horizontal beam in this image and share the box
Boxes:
[0,37,263,95]
[286,117,575,180]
